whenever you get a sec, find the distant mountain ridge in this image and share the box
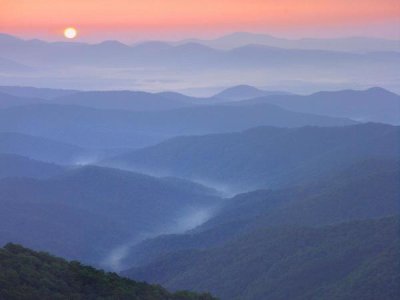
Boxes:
[3,32,398,52]
[0,33,398,69]
[52,90,196,111]
[174,32,400,52]
[0,86,204,111]
[232,87,400,124]
[214,85,291,101]
[1,32,399,93]
[1,85,396,124]
[0,101,354,148]
[0,85,78,99]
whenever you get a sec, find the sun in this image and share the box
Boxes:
[64,27,78,39]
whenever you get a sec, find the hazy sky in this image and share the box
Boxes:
[1,0,399,41]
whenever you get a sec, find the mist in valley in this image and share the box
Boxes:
[101,205,219,271]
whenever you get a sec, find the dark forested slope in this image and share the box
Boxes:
[0,243,216,300]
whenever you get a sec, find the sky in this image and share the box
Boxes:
[0,0,399,42]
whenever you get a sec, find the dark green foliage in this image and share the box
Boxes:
[0,243,217,300]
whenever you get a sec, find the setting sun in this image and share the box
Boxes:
[64,27,77,39]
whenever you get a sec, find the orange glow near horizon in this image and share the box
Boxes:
[1,0,399,41]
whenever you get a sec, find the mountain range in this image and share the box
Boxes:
[5,40,397,70]
[0,85,78,99]
[1,33,399,93]
[0,120,397,299]
[231,87,400,124]
[214,85,291,101]
[173,32,400,52]
[52,90,197,111]
[1,85,397,125]
[0,100,354,149]
[0,80,399,299]
[1,16,400,300]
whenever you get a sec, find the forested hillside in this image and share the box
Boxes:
[0,243,216,300]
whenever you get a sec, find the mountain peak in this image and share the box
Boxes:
[96,40,129,47]
[216,85,289,100]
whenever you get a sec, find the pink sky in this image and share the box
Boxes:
[1,0,399,41]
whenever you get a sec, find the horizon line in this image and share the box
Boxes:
[1,31,399,45]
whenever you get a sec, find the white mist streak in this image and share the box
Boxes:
[101,206,216,271]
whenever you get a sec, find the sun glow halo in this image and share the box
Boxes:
[64,27,77,39]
